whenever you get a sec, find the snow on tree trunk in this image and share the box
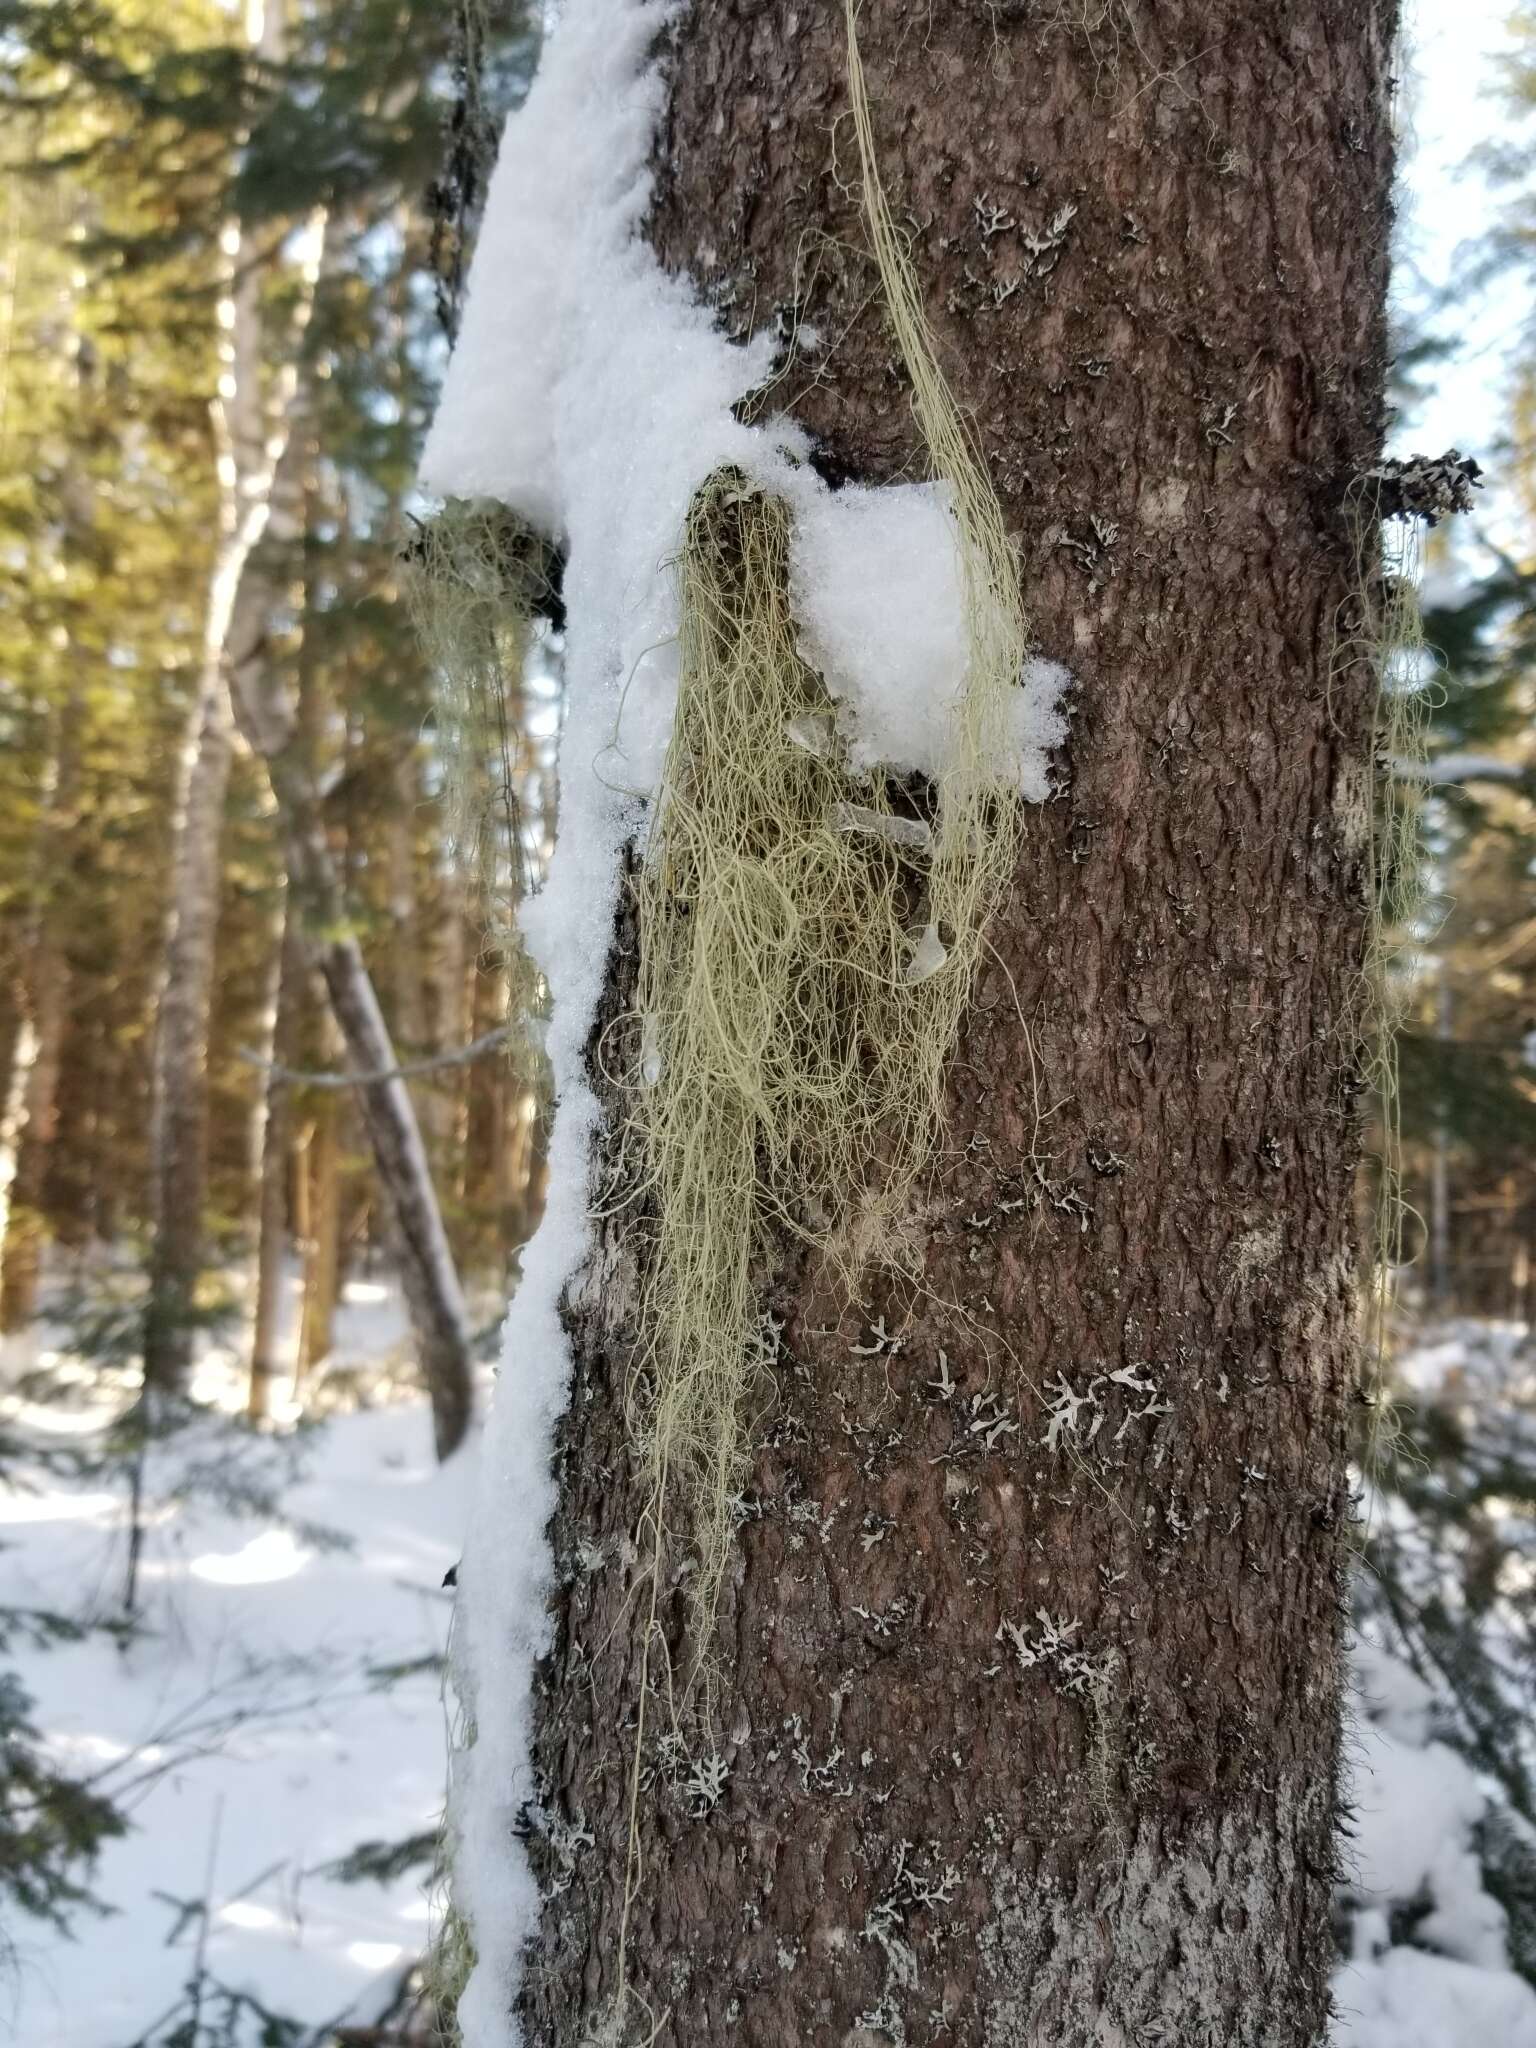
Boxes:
[431,1,1398,2041]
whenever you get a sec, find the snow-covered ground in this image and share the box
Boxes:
[2,1274,467,2045]
[1336,1635,1536,2045]
[1335,1319,1536,2045]
[4,1279,1536,2044]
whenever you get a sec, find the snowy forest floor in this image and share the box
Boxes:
[2,1270,466,2046]
[3,1287,1535,2046]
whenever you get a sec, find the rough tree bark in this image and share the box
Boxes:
[295,974,345,1383]
[514,4,1396,2045]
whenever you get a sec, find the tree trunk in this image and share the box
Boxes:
[249,909,301,1419]
[231,696,476,1455]
[143,663,234,1384]
[0,934,66,1332]
[294,958,345,1385]
[460,946,507,1272]
[498,1078,543,1256]
[515,5,1395,2044]
[1429,970,1452,1314]
[0,1002,39,1324]
[203,233,474,1454]
[428,888,472,1170]
[297,1079,341,1380]
[389,748,429,1056]
[1,688,86,1330]
[143,0,311,1392]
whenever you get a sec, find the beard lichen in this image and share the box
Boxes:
[402,495,556,1092]
[1333,482,1434,1480]
[626,0,1038,1695]
[607,15,1041,2019]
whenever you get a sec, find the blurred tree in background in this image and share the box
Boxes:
[0,0,549,1950]
[0,0,546,1443]
[1349,5,1536,1995]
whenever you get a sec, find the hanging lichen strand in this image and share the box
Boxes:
[630,4,1035,1677]
[402,496,555,1085]
[1336,482,1432,1468]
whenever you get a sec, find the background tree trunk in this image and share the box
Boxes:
[143,666,234,1384]
[0,997,29,1269]
[249,911,300,1419]
[297,1079,342,1381]
[516,4,1396,2044]
[208,222,475,1457]
[142,0,310,1391]
[0,910,68,1331]
[389,749,429,1058]
[1,392,89,1327]
[253,744,475,1456]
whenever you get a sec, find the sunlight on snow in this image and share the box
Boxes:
[346,1940,406,1971]
[219,1901,283,1932]
[188,1527,309,1585]
[0,1486,119,1526]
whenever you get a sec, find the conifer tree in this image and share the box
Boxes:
[431,3,1404,2041]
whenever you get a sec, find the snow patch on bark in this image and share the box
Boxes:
[789,481,1068,789]
[421,6,778,2034]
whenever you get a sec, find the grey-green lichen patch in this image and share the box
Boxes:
[977,1792,1325,2047]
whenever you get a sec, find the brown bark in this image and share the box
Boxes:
[460,950,507,1270]
[517,5,1395,2045]
[499,1080,544,1255]
[389,749,429,1055]
[249,912,302,1419]
[0,933,67,1332]
[1,698,84,1331]
[298,1082,342,1378]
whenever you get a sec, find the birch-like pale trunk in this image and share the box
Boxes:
[0,1008,39,1320]
[143,0,318,1389]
